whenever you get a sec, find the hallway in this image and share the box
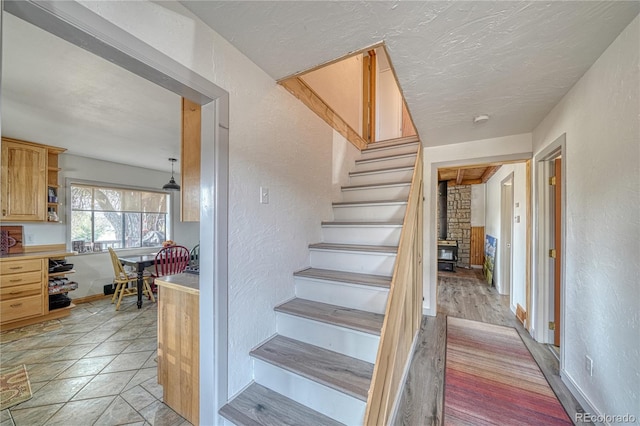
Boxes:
[394,269,587,426]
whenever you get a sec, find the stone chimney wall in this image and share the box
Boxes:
[446,184,471,268]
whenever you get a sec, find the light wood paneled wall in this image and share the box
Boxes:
[181,98,201,222]
[364,145,423,425]
[470,226,485,266]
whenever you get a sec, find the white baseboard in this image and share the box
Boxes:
[561,369,605,425]
[423,305,435,316]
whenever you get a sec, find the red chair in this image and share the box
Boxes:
[150,245,190,293]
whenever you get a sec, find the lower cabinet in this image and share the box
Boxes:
[157,278,199,425]
[0,253,76,331]
[0,259,45,324]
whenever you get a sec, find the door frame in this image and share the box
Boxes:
[499,173,514,300]
[533,134,566,358]
[1,2,230,424]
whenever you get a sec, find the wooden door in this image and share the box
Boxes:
[554,158,562,346]
[1,140,47,221]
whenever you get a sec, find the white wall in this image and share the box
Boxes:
[532,16,639,420]
[301,55,363,135]
[423,133,532,315]
[484,163,527,308]
[77,1,342,400]
[471,184,485,227]
[377,69,402,140]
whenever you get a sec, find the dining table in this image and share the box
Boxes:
[118,253,156,309]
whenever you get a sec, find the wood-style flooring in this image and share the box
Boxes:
[393,268,588,426]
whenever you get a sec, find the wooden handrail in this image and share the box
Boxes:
[364,144,423,425]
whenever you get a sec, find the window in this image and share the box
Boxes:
[70,183,169,253]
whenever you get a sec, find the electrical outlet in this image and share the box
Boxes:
[260,187,269,204]
[585,355,593,376]
[26,234,34,244]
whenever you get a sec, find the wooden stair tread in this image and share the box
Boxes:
[294,267,391,288]
[349,165,414,177]
[342,181,412,190]
[276,298,384,335]
[250,335,373,401]
[220,383,343,426]
[364,135,419,149]
[362,141,419,154]
[309,243,398,254]
[355,152,416,164]
[332,199,407,207]
[321,220,403,227]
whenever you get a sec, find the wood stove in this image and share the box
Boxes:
[438,240,458,272]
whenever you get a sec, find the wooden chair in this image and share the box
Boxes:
[108,247,155,310]
[189,244,200,268]
[154,245,190,277]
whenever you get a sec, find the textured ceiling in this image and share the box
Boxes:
[1,12,181,173]
[182,1,640,147]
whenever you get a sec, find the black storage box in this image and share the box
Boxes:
[49,293,71,310]
[104,283,116,295]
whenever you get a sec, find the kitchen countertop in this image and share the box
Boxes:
[154,273,199,295]
[0,250,77,261]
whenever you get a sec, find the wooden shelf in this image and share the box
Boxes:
[49,269,76,277]
[49,302,76,312]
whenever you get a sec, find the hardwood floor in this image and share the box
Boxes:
[393,268,588,426]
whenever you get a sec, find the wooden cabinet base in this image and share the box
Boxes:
[0,303,74,332]
[157,284,199,425]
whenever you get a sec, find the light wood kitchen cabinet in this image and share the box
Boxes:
[0,258,46,324]
[1,139,47,221]
[181,98,201,222]
[156,273,199,425]
[1,137,66,222]
[0,249,76,331]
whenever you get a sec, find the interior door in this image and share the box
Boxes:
[554,158,562,347]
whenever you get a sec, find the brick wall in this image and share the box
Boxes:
[445,184,471,268]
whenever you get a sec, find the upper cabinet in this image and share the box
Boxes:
[181,98,201,222]
[1,137,66,222]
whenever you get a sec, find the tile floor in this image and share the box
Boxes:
[0,296,190,426]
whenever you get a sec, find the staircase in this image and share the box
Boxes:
[220,136,420,426]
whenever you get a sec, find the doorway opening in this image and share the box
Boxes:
[434,160,530,324]
[533,134,565,365]
[2,2,230,424]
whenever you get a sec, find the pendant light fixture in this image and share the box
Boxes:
[162,158,181,191]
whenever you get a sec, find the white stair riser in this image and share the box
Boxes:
[342,185,410,202]
[361,144,418,159]
[354,155,416,172]
[322,225,401,246]
[276,313,380,363]
[253,359,365,426]
[295,277,389,314]
[310,250,396,275]
[333,204,407,221]
[349,168,414,186]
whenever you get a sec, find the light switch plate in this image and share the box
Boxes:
[260,187,269,204]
